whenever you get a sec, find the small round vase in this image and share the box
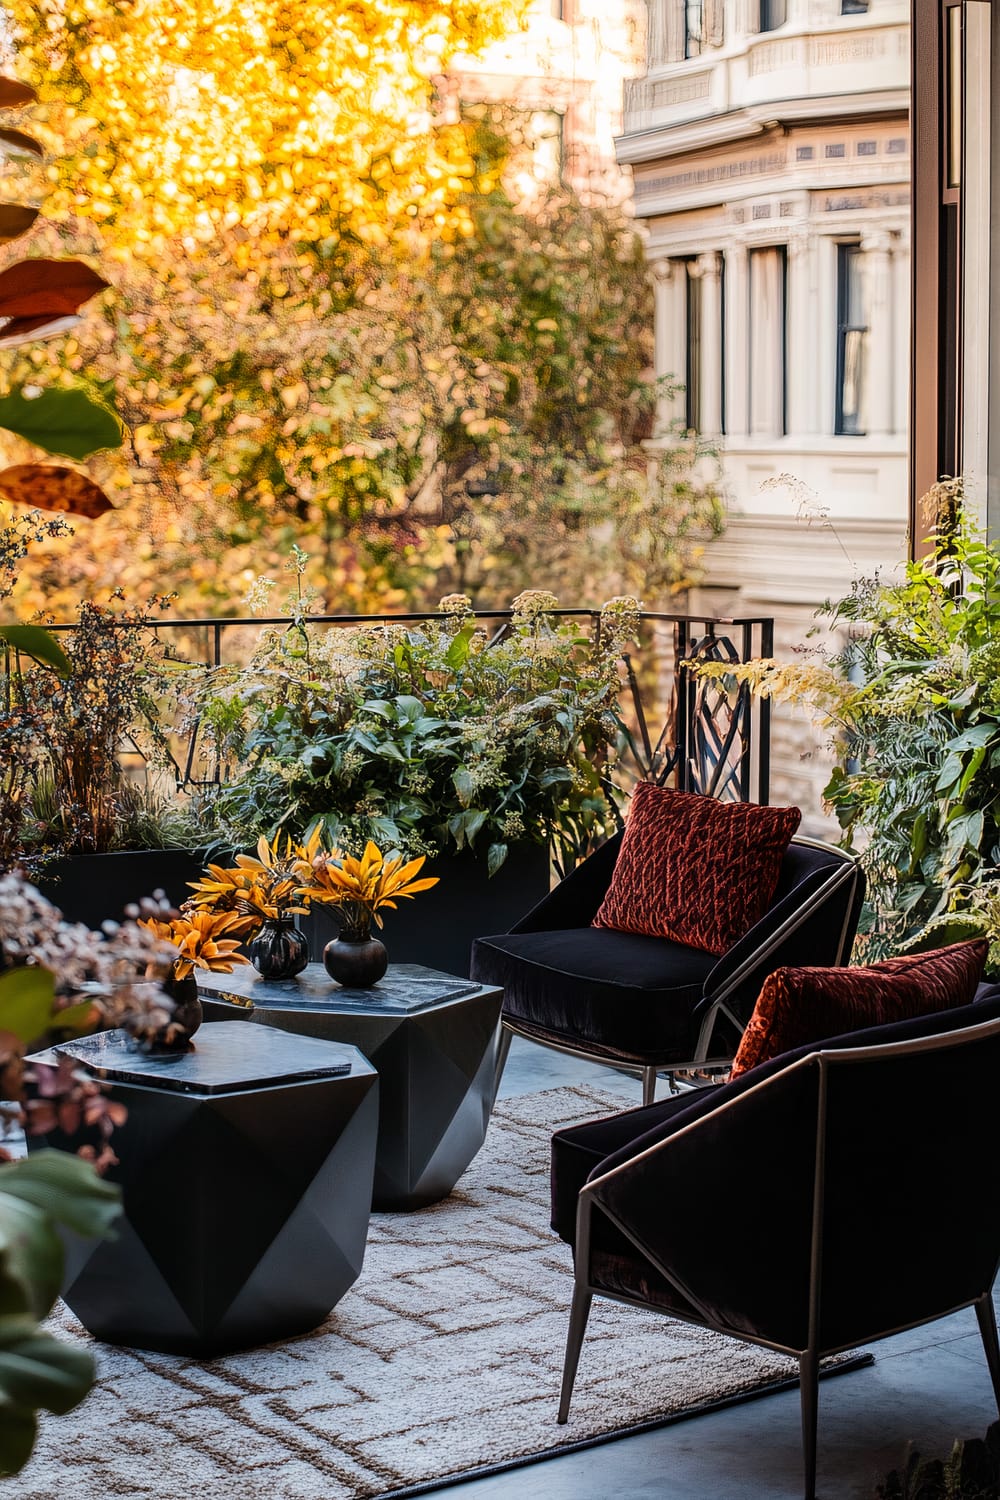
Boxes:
[125,973,202,1053]
[164,972,203,1044]
[322,932,388,988]
[249,917,310,980]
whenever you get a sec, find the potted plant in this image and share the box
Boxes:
[302,840,438,986]
[184,831,324,979]
[133,899,250,1045]
[695,490,1000,971]
[3,595,210,923]
[183,587,636,974]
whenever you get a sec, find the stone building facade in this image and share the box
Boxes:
[448,0,647,205]
[617,0,911,832]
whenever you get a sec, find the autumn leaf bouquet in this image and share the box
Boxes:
[297,841,439,987]
[179,831,325,981]
[301,841,438,941]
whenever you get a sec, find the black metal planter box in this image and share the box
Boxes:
[302,841,551,978]
[33,841,551,977]
[33,848,210,928]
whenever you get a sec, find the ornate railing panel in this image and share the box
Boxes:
[31,606,771,807]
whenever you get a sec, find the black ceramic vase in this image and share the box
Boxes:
[322,932,388,988]
[125,972,202,1053]
[249,917,310,980]
[164,972,203,1043]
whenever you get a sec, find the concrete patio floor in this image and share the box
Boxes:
[433,1036,1000,1500]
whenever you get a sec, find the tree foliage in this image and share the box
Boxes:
[3,0,721,616]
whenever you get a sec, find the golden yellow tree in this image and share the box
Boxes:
[3,2,720,618]
[9,0,519,249]
[2,0,536,611]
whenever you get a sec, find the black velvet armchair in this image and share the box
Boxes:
[471,831,864,1102]
[549,992,1000,1499]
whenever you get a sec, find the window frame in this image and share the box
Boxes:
[835,242,869,437]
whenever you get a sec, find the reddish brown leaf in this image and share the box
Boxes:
[0,463,114,518]
[0,78,38,109]
[0,259,109,320]
[0,204,39,245]
[0,127,43,158]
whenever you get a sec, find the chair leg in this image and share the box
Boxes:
[557,1283,593,1424]
[493,1023,513,1102]
[799,1349,819,1500]
[641,1065,657,1105]
[976,1294,1000,1414]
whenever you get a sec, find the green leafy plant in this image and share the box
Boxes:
[188,589,638,875]
[1,594,202,873]
[875,1421,1000,1498]
[695,489,1000,966]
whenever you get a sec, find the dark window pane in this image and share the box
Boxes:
[685,0,704,57]
[836,244,869,435]
[760,0,786,32]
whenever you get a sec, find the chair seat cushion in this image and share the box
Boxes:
[592,783,801,955]
[471,927,718,1065]
[730,938,989,1077]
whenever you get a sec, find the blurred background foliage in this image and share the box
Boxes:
[2,0,722,618]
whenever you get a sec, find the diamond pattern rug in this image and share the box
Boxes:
[18,1085,860,1499]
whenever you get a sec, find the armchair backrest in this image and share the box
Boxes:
[703,836,864,1020]
[587,1016,1000,1356]
[818,1018,1000,1349]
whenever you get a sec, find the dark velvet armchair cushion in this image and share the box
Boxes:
[473,926,718,1063]
[730,938,989,1078]
[592,783,801,955]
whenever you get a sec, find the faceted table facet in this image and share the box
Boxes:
[198,964,504,1211]
[28,1022,378,1355]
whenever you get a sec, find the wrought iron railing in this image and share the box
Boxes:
[38,607,774,813]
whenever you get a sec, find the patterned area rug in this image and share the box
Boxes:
[17,1086,861,1499]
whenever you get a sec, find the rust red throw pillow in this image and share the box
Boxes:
[592,783,801,956]
[730,938,989,1078]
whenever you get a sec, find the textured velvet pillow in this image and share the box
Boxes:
[592,783,801,956]
[730,938,989,1078]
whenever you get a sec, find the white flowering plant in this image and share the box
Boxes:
[189,593,639,874]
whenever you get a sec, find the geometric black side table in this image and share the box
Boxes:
[27,1021,378,1357]
[198,964,503,1212]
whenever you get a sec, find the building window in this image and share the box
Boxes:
[836,243,868,435]
[749,247,786,436]
[841,0,869,13]
[686,265,702,431]
[759,0,786,33]
[684,0,704,57]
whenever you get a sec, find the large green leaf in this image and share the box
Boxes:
[0,386,123,460]
[0,1197,63,1320]
[0,1153,121,1241]
[0,1322,93,1412]
[0,624,70,674]
[0,1401,35,1477]
[0,1316,94,1475]
[0,968,57,1048]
